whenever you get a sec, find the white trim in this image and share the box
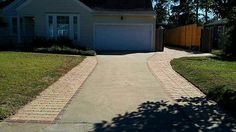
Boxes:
[45,14,80,41]
[52,15,57,38]
[45,15,49,37]
[16,0,32,11]
[17,15,21,43]
[46,13,80,16]
[77,15,81,42]
[72,0,93,12]
[93,11,156,17]
[69,16,74,39]
[3,0,25,11]
[93,23,155,51]
[9,16,15,35]
[15,0,93,12]
[94,14,156,17]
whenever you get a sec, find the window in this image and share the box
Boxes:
[11,17,17,35]
[56,16,69,37]
[47,15,79,41]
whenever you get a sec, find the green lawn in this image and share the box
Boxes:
[171,57,236,114]
[0,52,84,120]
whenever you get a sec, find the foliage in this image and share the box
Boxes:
[34,45,96,56]
[94,97,236,131]
[214,2,236,58]
[0,52,84,121]
[153,0,169,23]
[198,0,214,23]
[223,7,236,58]
[171,57,236,115]
[211,0,235,18]
[30,37,96,56]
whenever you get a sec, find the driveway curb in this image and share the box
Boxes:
[6,56,98,124]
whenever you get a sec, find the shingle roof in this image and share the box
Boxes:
[0,0,153,11]
[0,0,14,8]
[80,0,153,11]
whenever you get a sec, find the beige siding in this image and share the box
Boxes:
[18,0,93,48]
[17,0,156,49]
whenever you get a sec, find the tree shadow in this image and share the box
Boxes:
[94,97,236,132]
[96,51,153,55]
[166,46,205,54]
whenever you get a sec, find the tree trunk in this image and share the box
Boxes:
[196,0,199,24]
[205,6,208,23]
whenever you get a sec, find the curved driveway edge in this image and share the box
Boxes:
[7,56,97,123]
[148,48,211,100]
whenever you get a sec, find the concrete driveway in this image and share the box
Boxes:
[58,53,171,123]
[0,50,236,132]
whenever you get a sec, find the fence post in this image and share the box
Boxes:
[156,27,164,51]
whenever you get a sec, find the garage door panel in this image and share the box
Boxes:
[95,24,153,51]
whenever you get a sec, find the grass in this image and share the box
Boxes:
[171,57,236,115]
[211,49,222,56]
[0,52,85,120]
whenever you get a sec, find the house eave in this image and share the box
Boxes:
[93,10,156,17]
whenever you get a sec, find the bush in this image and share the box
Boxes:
[221,7,236,58]
[207,86,236,115]
[0,107,11,121]
[34,45,96,56]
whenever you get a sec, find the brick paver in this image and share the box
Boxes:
[7,57,97,123]
[148,48,212,100]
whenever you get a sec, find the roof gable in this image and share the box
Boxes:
[1,0,153,11]
[0,0,14,8]
[80,0,153,11]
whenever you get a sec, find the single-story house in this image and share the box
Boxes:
[204,19,227,49]
[0,0,157,51]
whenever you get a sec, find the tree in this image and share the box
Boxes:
[198,0,214,24]
[170,0,196,25]
[153,0,169,23]
[212,0,236,57]
[212,0,235,18]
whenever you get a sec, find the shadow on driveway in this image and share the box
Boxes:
[96,51,155,55]
[94,97,236,132]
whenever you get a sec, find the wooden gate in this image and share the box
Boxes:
[200,29,212,52]
[164,24,202,48]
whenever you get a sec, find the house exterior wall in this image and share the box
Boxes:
[18,0,93,48]
[0,9,12,46]
[3,0,156,49]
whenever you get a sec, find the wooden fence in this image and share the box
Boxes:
[164,24,202,48]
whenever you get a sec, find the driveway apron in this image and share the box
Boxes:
[0,51,235,132]
[57,53,171,123]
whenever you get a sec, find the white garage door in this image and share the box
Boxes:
[94,24,153,51]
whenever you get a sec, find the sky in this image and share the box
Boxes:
[152,0,215,21]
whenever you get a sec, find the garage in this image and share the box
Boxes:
[94,24,154,51]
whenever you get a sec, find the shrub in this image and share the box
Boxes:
[0,107,11,121]
[34,45,96,56]
[221,7,236,58]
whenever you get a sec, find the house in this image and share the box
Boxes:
[204,19,227,49]
[0,0,156,51]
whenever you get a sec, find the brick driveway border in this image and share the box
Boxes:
[148,48,212,100]
[7,56,97,123]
